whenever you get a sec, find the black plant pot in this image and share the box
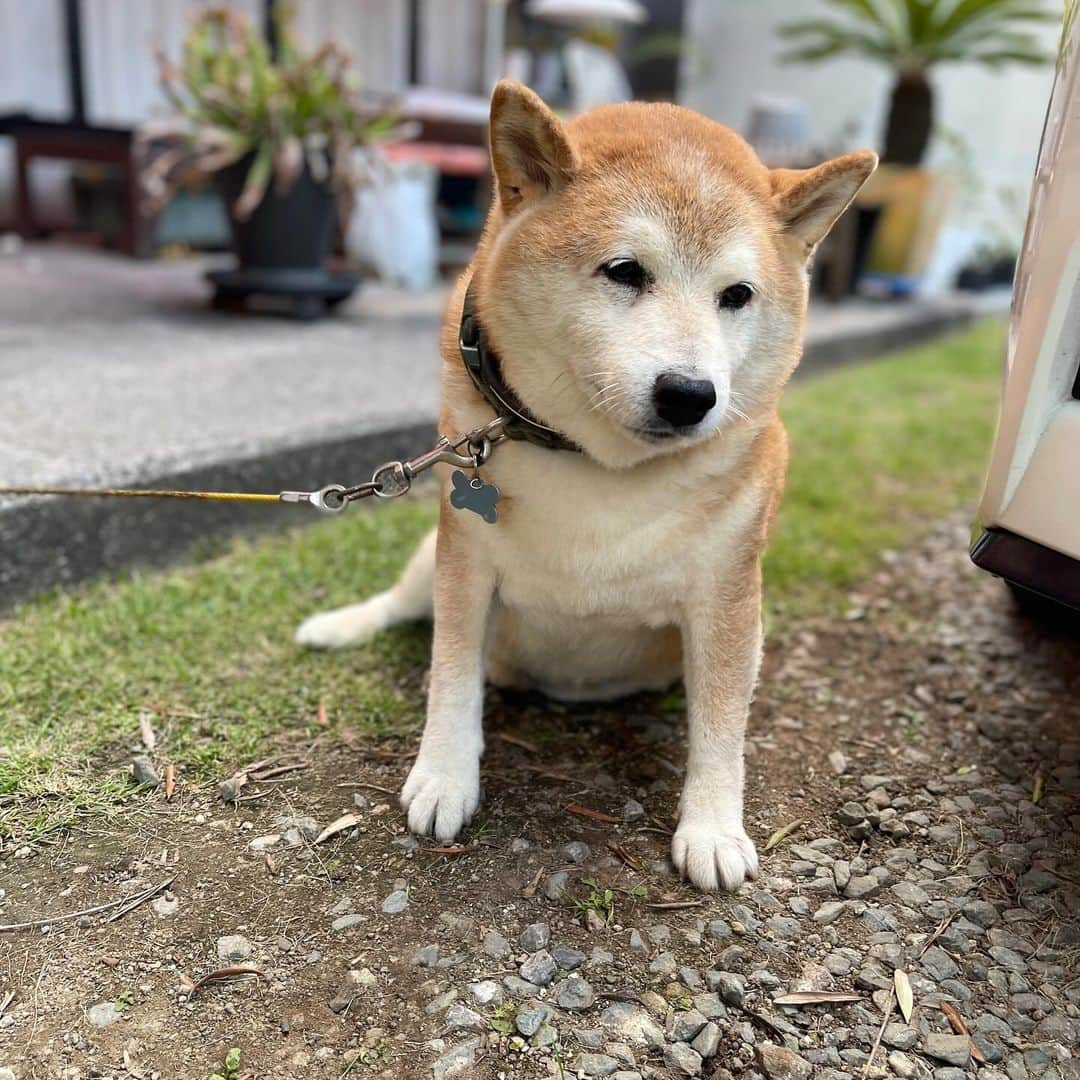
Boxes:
[219,156,336,269]
[207,154,359,320]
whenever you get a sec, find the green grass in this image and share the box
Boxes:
[0,320,1005,841]
[769,317,1003,615]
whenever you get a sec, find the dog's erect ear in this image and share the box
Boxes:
[770,151,878,255]
[489,80,579,215]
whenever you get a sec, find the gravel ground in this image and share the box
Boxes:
[0,513,1077,1080]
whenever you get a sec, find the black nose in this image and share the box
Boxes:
[652,373,717,428]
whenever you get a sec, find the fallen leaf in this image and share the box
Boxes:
[564,803,620,823]
[188,966,266,997]
[317,702,328,726]
[894,969,913,1023]
[773,991,864,1006]
[1032,773,1044,804]
[100,956,119,968]
[607,842,643,872]
[138,712,157,753]
[765,819,806,851]
[522,867,544,898]
[164,764,176,801]
[941,1002,986,1063]
[421,845,468,856]
[249,762,308,781]
[315,813,361,844]
[494,732,539,753]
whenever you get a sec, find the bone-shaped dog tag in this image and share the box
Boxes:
[450,470,500,524]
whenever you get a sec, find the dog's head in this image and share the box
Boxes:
[472,81,877,469]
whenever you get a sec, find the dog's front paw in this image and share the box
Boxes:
[672,822,759,892]
[401,757,480,842]
[295,598,388,650]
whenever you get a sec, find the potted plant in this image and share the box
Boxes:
[143,6,399,317]
[778,0,1057,167]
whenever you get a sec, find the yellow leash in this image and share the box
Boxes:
[0,487,281,504]
[0,417,509,516]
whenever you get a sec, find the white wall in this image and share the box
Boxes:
[679,0,1060,291]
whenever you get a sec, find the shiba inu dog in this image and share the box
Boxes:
[297,81,876,891]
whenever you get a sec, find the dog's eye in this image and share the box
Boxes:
[718,283,754,310]
[600,259,651,291]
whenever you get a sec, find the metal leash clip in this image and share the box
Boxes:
[280,416,508,514]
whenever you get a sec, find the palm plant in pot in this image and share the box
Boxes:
[778,0,1057,166]
[144,6,398,317]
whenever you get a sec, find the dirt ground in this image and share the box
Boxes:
[1,514,1077,1080]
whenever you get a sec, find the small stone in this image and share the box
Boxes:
[515,1003,552,1036]
[575,1029,605,1049]
[764,916,801,940]
[445,1004,485,1032]
[87,1002,120,1029]
[962,900,1000,928]
[715,972,746,1006]
[467,980,502,1006]
[572,1053,620,1077]
[432,1038,481,1080]
[813,901,846,926]
[131,756,160,787]
[887,1051,918,1078]
[381,889,409,914]
[521,922,551,952]
[328,969,377,1013]
[151,894,179,918]
[663,1042,703,1076]
[510,837,531,853]
[599,1003,665,1048]
[921,946,960,982]
[556,974,595,1010]
[481,929,511,959]
[562,841,591,864]
[531,1021,559,1048]
[648,951,677,978]
[891,882,930,907]
[216,934,253,961]
[545,871,571,901]
[844,875,882,900]
[331,914,365,932]
[552,943,587,970]
[1019,868,1057,894]
[410,944,439,966]
[425,990,459,1015]
[219,777,244,803]
[623,799,646,822]
[276,814,319,841]
[924,1033,970,1067]
[691,1021,720,1059]
[758,1043,813,1080]
[828,750,848,775]
[672,1009,707,1042]
[520,950,557,987]
[882,1024,917,1050]
[628,929,648,952]
[503,975,538,998]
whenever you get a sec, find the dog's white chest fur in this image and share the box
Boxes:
[465,442,763,698]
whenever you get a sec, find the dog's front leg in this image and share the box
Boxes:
[673,565,762,892]
[401,516,494,842]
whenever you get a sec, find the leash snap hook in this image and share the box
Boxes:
[280,484,349,514]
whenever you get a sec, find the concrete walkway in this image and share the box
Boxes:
[0,245,1006,607]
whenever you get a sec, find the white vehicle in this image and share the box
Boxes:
[972,11,1080,617]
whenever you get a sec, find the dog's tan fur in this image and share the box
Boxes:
[297,83,876,890]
